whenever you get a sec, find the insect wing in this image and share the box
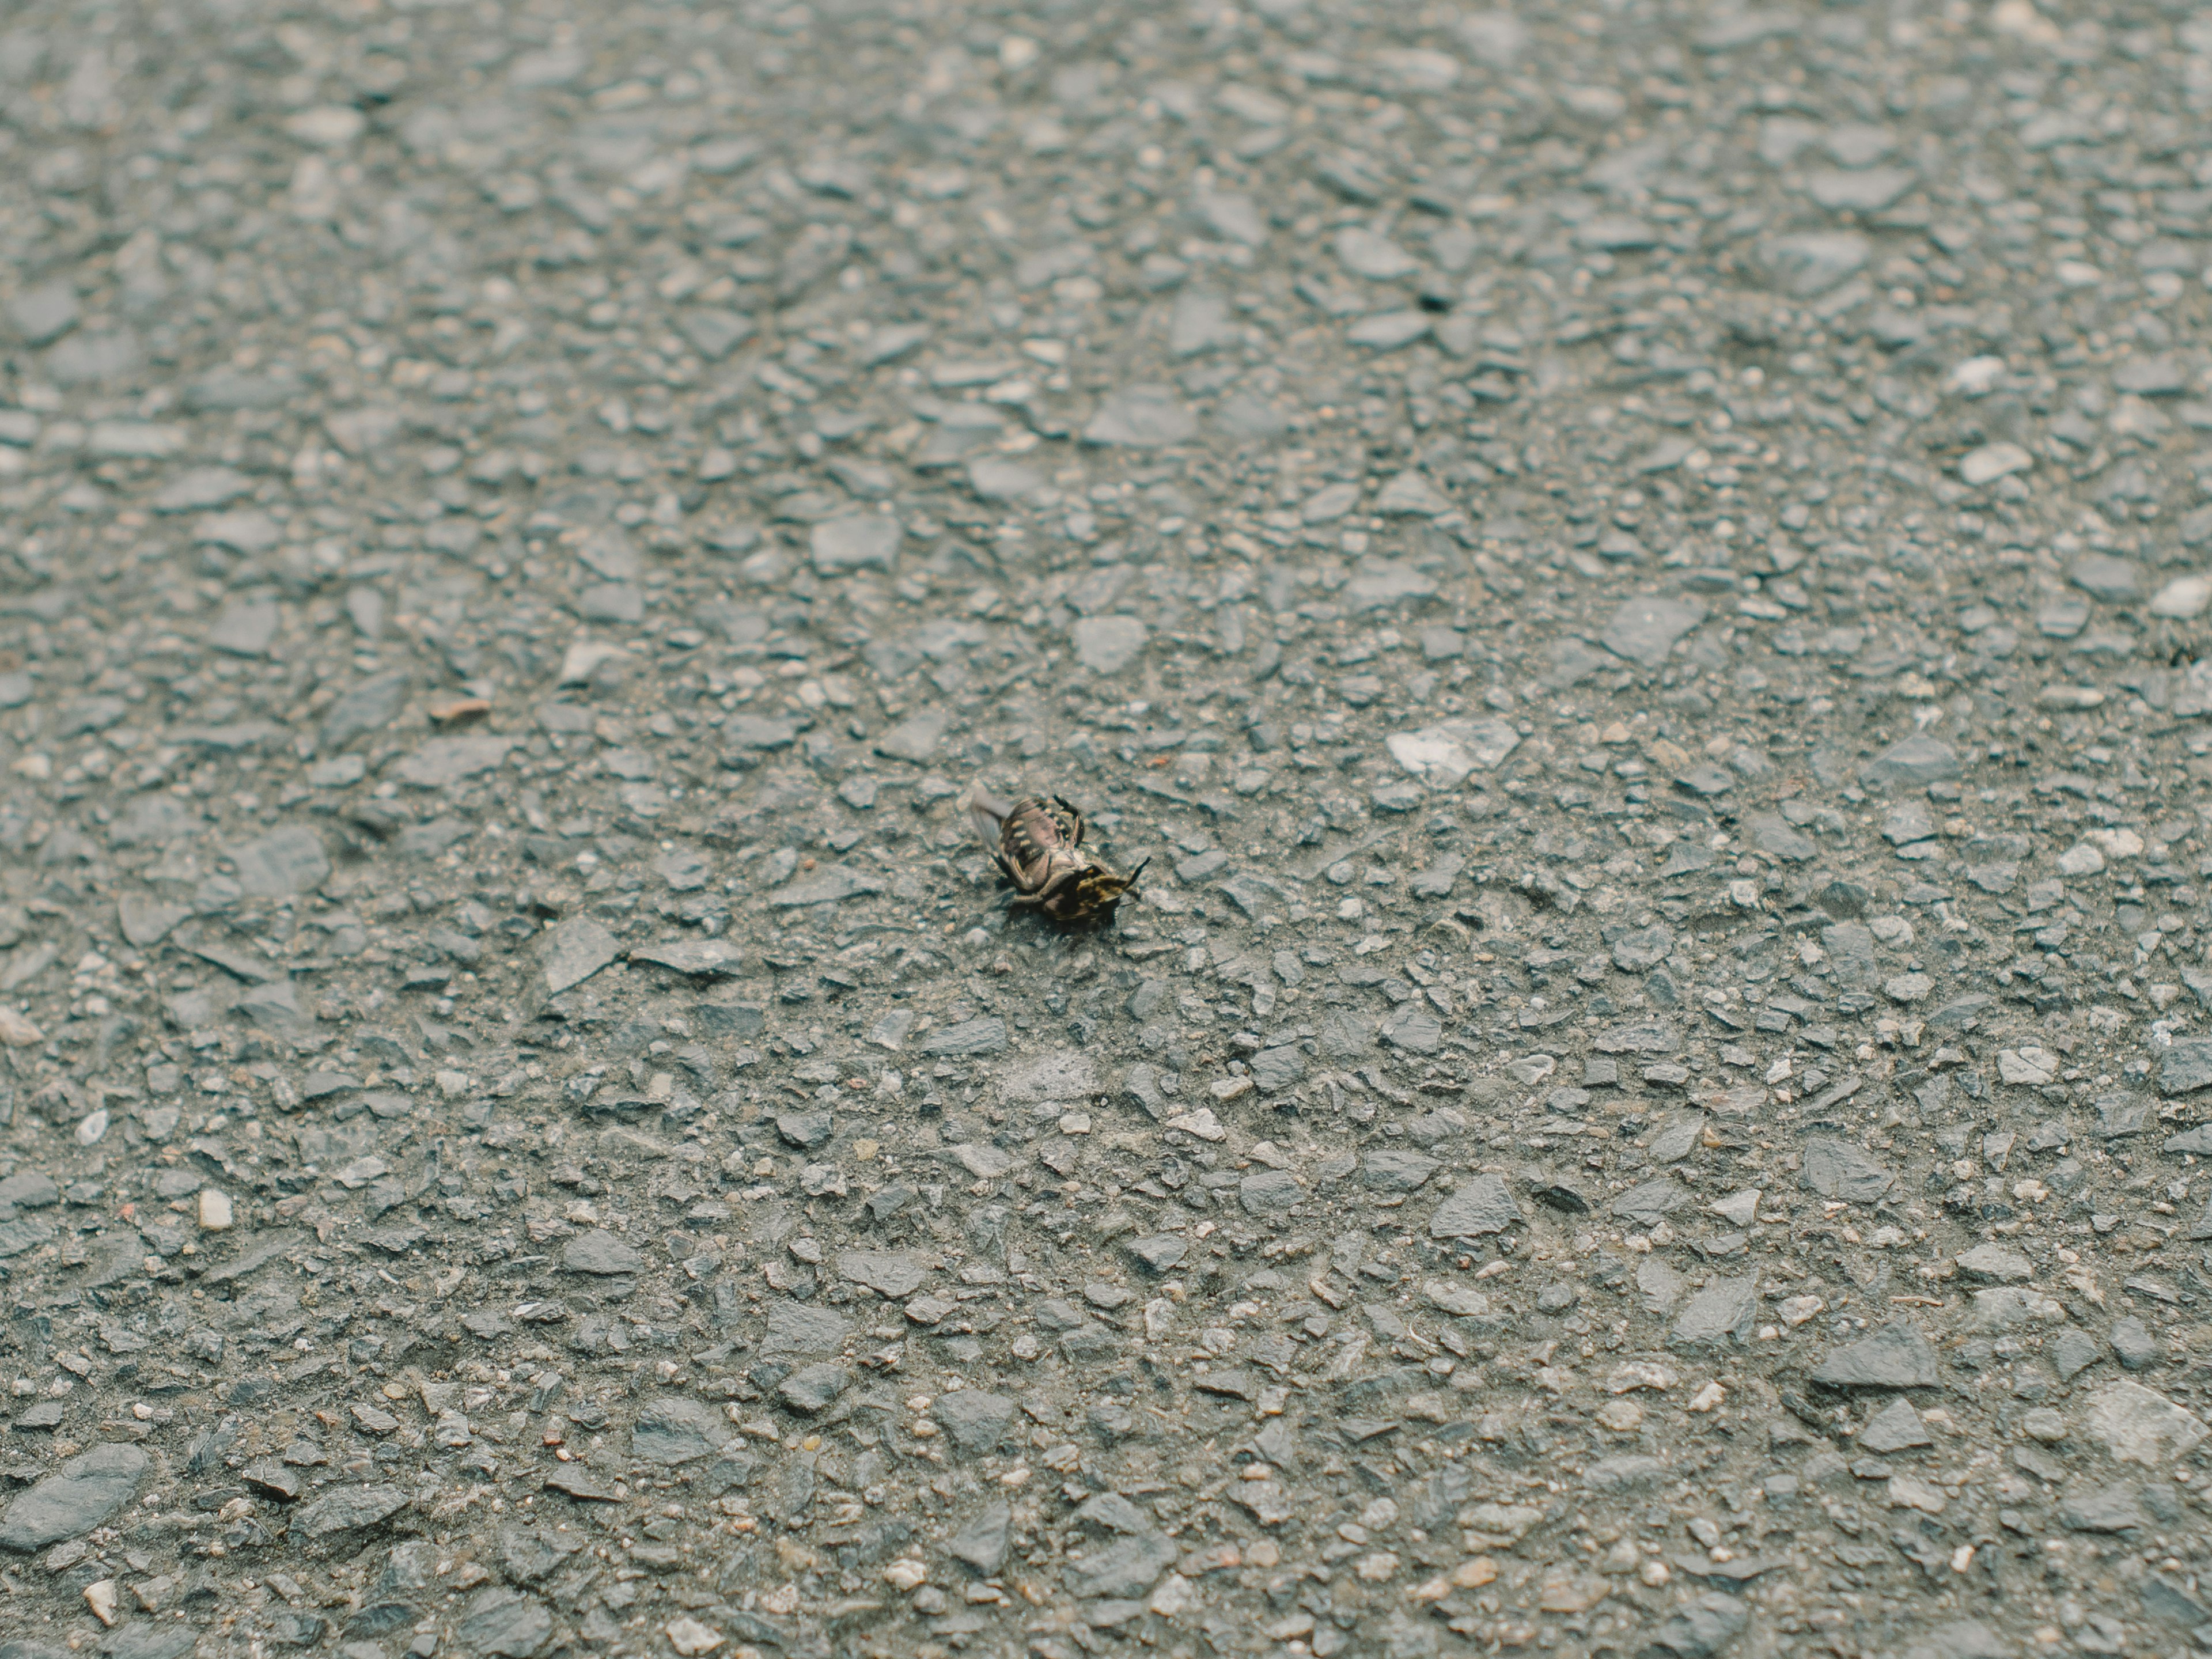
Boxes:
[964,782,1013,851]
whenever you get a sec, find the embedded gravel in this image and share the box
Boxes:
[2,2,2212,1658]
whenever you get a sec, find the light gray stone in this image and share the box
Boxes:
[919,1017,1007,1056]
[563,1232,642,1275]
[760,1302,850,1357]
[541,917,620,994]
[875,709,947,762]
[1669,1276,1757,1350]
[2081,1380,2207,1467]
[1858,736,1959,790]
[1071,616,1149,673]
[322,669,411,750]
[1601,594,1706,668]
[1955,1245,2032,1283]
[810,515,902,573]
[1429,1175,1522,1238]
[946,1501,1011,1574]
[1085,386,1196,447]
[1361,1148,1438,1192]
[1859,1399,1933,1454]
[840,1251,929,1298]
[229,826,330,898]
[395,735,517,788]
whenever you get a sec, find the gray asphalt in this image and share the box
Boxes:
[1,2,2210,1658]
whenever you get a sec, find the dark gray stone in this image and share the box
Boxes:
[2142,1575,2212,1630]
[1643,1591,1749,1658]
[2051,1327,2104,1383]
[1611,925,1675,971]
[1240,1170,1304,1217]
[1800,1137,1895,1203]
[295,1484,410,1539]
[1380,1005,1444,1053]
[1250,1046,1306,1092]
[0,1219,54,1260]
[1820,922,1878,989]
[453,1588,555,1658]
[1955,1245,2031,1284]
[1611,1179,1690,1226]
[2159,1037,2212,1096]
[1064,1530,1179,1599]
[0,1173,59,1210]
[935,1390,1016,1454]
[919,1017,1009,1056]
[768,863,887,907]
[1593,1021,1680,1054]
[1074,1492,1152,1535]
[1410,855,1465,897]
[1319,1010,1376,1056]
[626,938,743,978]
[722,716,802,751]
[562,1232,642,1275]
[1362,1148,1438,1192]
[394,735,516,789]
[229,825,329,899]
[2111,1316,2160,1372]
[540,917,620,995]
[2061,1483,2149,1533]
[0,1444,147,1550]
[760,1302,851,1356]
[778,1362,851,1414]
[100,1634,194,1659]
[323,670,411,751]
[1899,1622,2012,1659]
[630,1399,729,1465]
[1584,1455,1668,1493]
[1126,1234,1188,1273]
[1809,1323,1939,1389]
[776,1111,835,1149]
[945,1501,1011,1574]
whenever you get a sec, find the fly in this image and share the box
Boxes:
[963,783,1147,925]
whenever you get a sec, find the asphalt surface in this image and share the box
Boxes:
[2,2,2212,1658]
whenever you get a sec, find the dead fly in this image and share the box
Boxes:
[964,782,1147,925]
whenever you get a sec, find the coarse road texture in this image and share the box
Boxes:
[2,2,2212,1657]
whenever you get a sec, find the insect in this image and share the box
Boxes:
[964,782,1147,925]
